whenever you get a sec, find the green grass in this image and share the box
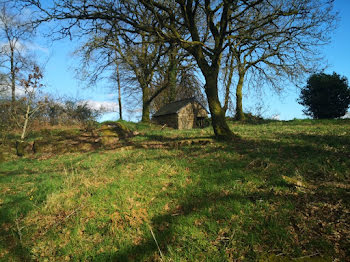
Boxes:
[0,119,349,261]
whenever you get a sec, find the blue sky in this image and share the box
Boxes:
[34,0,350,121]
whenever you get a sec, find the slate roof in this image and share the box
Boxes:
[153,97,208,117]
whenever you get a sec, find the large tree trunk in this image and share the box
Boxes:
[141,105,150,122]
[167,47,178,103]
[141,84,150,122]
[204,71,234,140]
[235,71,245,121]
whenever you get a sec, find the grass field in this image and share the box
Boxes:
[0,120,349,261]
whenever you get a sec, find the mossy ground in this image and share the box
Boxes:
[0,119,349,261]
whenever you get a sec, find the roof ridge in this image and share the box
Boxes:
[153,97,205,117]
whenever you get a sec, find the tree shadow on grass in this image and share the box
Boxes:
[277,133,350,156]
[139,134,215,141]
[112,193,256,261]
[0,194,34,261]
[0,152,96,261]
[1,128,349,260]
[105,132,349,260]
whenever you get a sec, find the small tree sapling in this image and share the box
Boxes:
[19,65,45,140]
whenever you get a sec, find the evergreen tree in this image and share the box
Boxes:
[298,73,350,119]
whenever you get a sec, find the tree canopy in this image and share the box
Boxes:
[17,0,337,138]
[298,73,350,119]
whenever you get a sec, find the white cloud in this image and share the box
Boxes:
[0,85,26,97]
[0,41,49,55]
[0,41,25,53]
[80,100,119,112]
[126,108,143,116]
[24,42,49,54]
[16,87,26,96]
[271,114,280,120]
[341,112,350,119]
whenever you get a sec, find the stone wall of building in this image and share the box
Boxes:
[153,101,208,130]
[177,103,208,129]
[153,114,179,129]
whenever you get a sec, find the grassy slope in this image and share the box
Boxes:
[0,120,349,261]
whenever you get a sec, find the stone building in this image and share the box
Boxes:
[152,98,208,129]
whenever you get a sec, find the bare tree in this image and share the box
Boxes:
[18,0,336,138]
[151,47,206,113]
[74,16,201,123]
[19,64,44,140]
[0,3,35,108]
[75,30,168,122]
[223,0,336,120]
[75,39,125,121]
